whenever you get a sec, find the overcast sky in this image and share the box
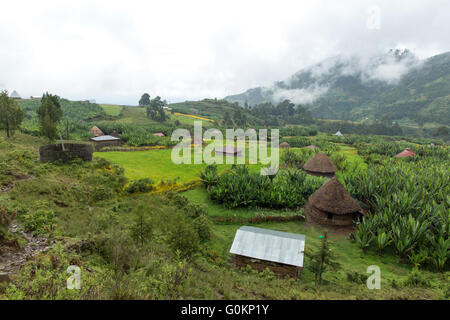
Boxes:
[1,0,449,105]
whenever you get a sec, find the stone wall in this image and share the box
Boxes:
[232,255,302,278]
[92,140,121,151]
[39,143,93,163]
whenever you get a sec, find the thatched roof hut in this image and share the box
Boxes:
[90,125,104,137]
[110,130,121,138]
[279,142,290,148]
[302,152,337,177]
[305,178,363,227]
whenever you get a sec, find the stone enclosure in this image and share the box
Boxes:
[39,143,93,163]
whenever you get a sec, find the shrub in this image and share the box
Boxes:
[20,208,55,236]
[193,214,212,243]
[199,164,219,187]
[403,269,431,288]
[125,178,154,194]
[167,214,200,258]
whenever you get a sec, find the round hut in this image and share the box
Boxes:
[90,125,104,137]
[302,152,337,177]
[279,142,290,148]
[305,178,363,227]
[110,130,121,138]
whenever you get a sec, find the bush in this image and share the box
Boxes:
[403,269,432,288]
[193,215,212,243]
[125,178,154,194]
[19,207,55,236]
[167,214,200,258]
[199,164,219,187]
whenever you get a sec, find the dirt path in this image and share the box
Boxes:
[0,223,54,276]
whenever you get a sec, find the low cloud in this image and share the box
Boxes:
[272,86,329,105]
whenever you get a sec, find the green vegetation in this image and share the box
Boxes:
[0,91,24,138]
[1,94,448,300]
[225,51,450,130]
[206,165,325,209]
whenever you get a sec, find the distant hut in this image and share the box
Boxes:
[152,132,165,137]
[334,130,344,137]
[216,146,242,156]
[230,226,305,278]
[302,152,337,177]
[110,130,121,138]
[279,142,290,148]
[394,148,415,158]
[90,126,104,137]
[305,178,363,227]
[10,90,21,99]
[90,135,121,151]
[305,145,316,149]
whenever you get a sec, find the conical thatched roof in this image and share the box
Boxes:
[308,178,362,215]
[279,142,290,148]
[90,126,104,137]
[302,152,337,174]
[10,90,21,99]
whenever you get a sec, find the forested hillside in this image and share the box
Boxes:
[225,50,450,126]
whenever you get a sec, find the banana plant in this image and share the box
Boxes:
[375,231,392,256]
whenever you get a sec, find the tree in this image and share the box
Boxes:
[139,93,150,106]
[146,96,166,122]
[306,232,340,285]
[0,90,23,138]
[37,93,63,142]
[223,111,233,126]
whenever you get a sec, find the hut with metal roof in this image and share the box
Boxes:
[334,130,344,137]
[302,152,337,177]
[230,226,305,278]
[394,148,415,158]
[216,145,242,156]
[89,125,104,137]
[279,142,290,148]
[305,178,363,227]
[90,135,121,151]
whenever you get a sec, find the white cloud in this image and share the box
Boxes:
[0,0,449,104]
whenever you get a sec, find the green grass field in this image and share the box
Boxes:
[100,104,123,116]
[95,147,268,182]
[185,186,445,295]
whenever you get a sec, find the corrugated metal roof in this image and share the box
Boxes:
[230,226,305,267]
[90,135,120,141]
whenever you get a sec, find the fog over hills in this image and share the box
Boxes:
[225,49,450,125]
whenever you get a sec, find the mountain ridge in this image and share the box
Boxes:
[225,50,450,125]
